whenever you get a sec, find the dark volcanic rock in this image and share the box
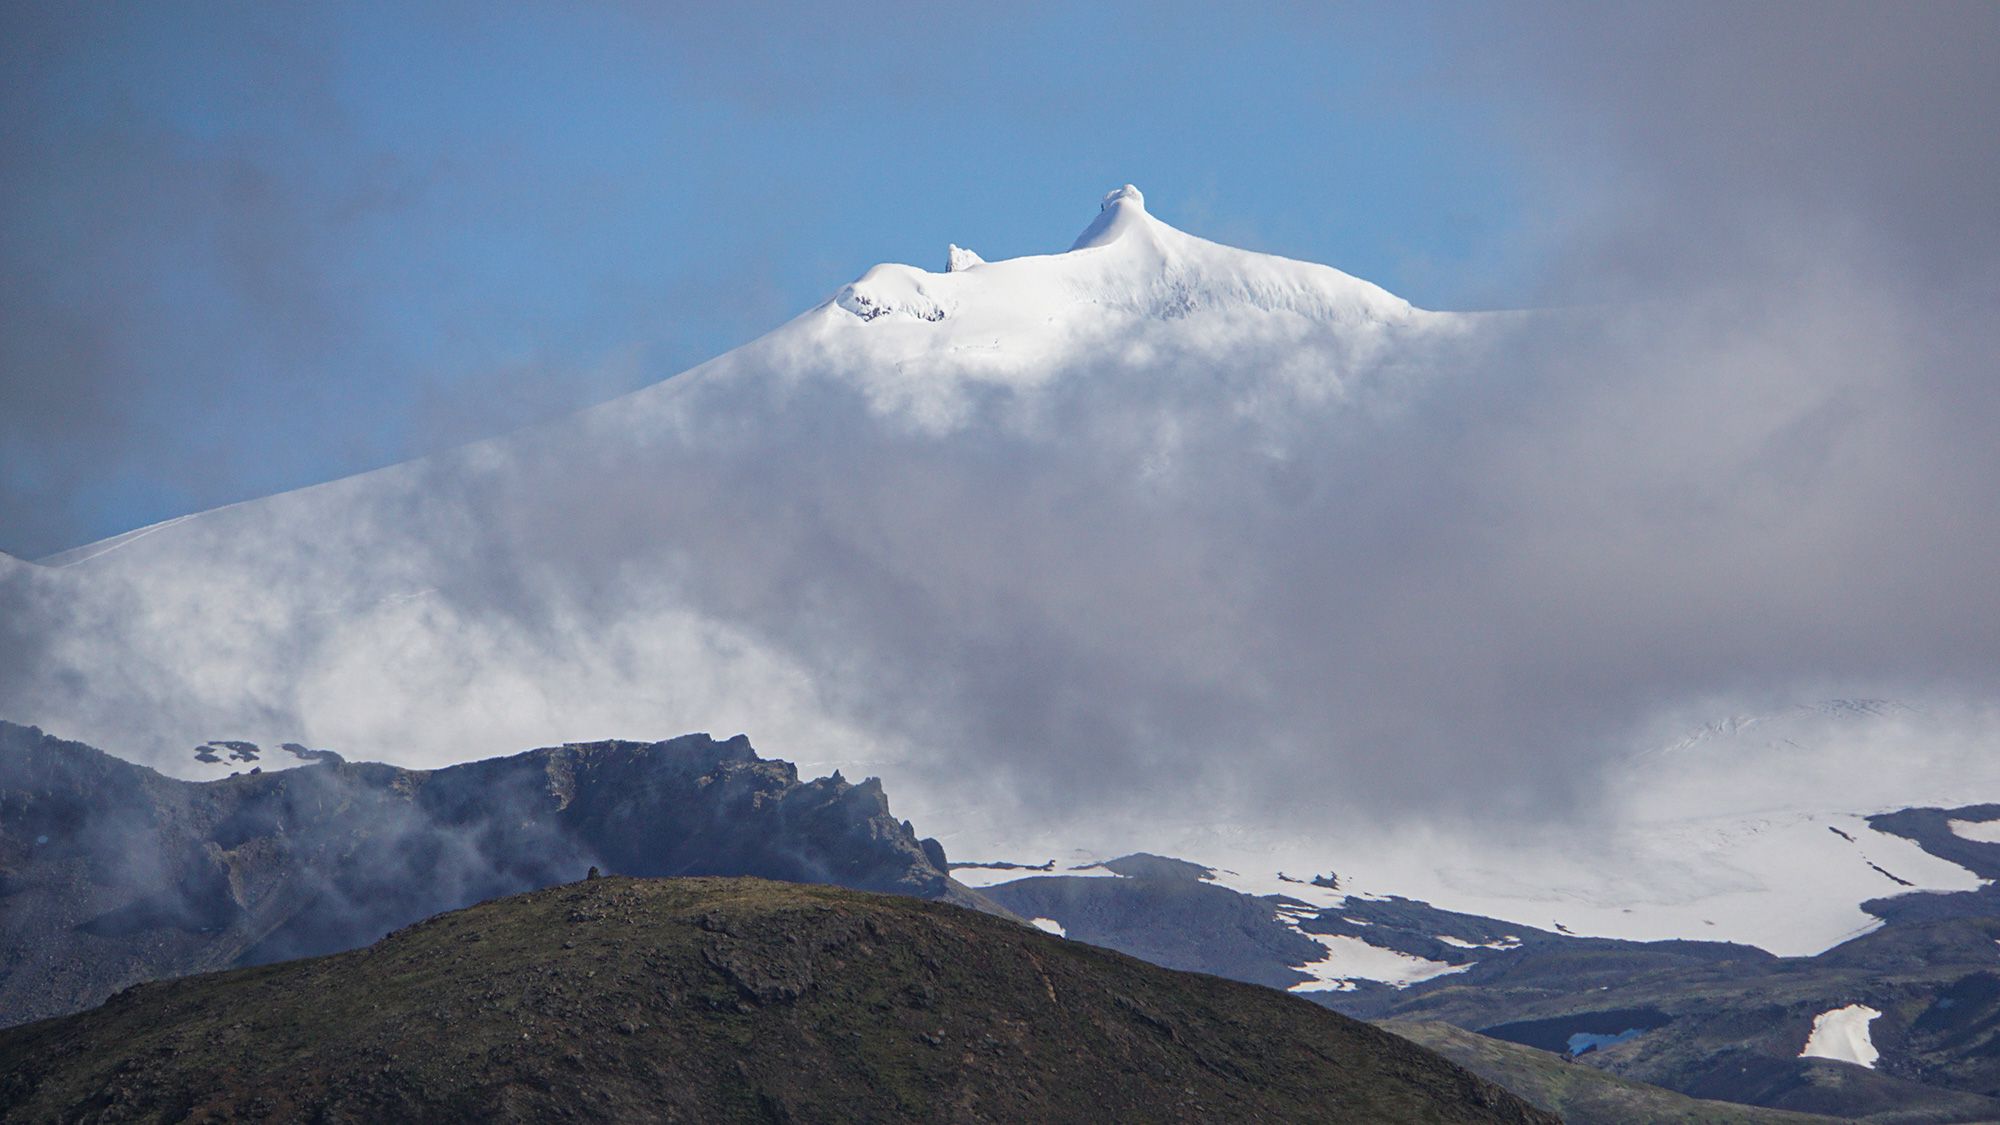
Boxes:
[0,877,1558,1124]
[0,721,973,1028]
[1859,805,2000,928]
[986,861,1331,990]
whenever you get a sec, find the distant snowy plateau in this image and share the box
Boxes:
[6,185,2000,967]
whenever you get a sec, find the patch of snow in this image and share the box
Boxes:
[1287,931,1472,992]
[1800,1004,1882,1068]
[948,863,1124,889]
[1949,819,2000,845]
[1437,935,1522,951]
[1269,901,1473,992]
[1029,917,1065,937]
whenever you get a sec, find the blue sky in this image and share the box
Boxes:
[0,3,1549,556]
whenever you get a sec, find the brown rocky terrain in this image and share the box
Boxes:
[0,876,1557,1123]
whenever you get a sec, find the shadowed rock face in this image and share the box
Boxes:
[0,722,968,1028]
[0,877,1559,1125]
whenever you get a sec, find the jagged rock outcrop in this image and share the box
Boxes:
[0,721,976,1028]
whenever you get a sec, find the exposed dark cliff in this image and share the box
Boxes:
[0,722,977,1027]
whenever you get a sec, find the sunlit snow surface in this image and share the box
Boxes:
[1028,917,1066,937]
[1800,1004,1883,1068]
[1287,931,1471,993]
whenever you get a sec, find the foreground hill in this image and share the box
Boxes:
[0,877,1555,1124]
[0,722,976,1028]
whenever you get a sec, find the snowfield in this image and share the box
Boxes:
[956,700,1998,955]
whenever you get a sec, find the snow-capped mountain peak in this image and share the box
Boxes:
[944,244,984,273]
[1068,183,1158,251]
[826,183,1421,357]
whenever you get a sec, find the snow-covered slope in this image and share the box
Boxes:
[9,186,2000,960]
[938,700,2000,955]
[5,184,1475,779]
[32,184,1443,571]
[743,183,1444,430]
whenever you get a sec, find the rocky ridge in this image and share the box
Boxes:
[0,721,976,1028]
